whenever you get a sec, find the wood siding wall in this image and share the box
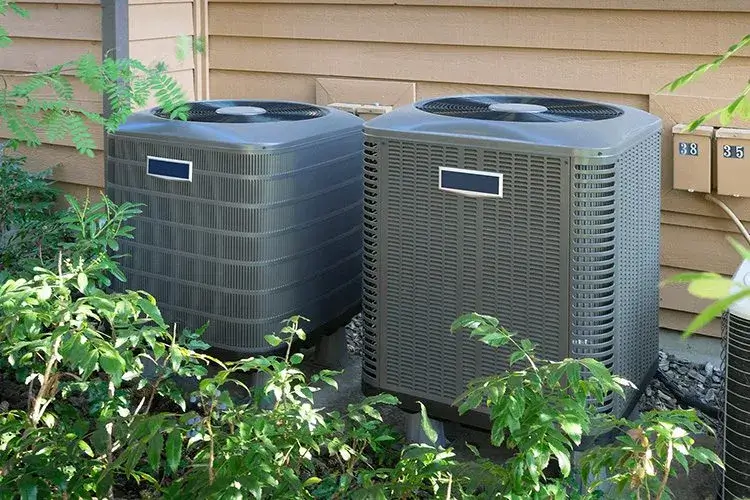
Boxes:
[1,0,198,199]
[206,0,750,336]
[3,0,104,196]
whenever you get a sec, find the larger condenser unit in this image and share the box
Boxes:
[361,95,662,425]
[106,100,364,355]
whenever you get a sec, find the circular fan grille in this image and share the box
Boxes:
[416,95,624,122]
[152,100,328,123]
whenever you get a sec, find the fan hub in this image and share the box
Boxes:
[215,106,267,116]
[488,103,548,114]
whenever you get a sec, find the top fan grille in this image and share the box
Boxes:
[416,96,624,122]
[152,100,329,123]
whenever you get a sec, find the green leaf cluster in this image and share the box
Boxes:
[1,3,193,157]
[662,34,750,130]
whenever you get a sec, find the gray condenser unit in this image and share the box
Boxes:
[106,100,364,355]
[718,259,750,500]
[361,95,662,425]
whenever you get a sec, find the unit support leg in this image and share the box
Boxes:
[251,370,275,410]
[404,410,447,447]
[571,450,611,496]
[313,326,348,369]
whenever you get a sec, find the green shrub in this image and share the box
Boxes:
[0,194,723,498]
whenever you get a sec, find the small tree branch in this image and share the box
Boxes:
[30,335,62,426]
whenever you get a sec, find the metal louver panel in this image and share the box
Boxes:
[362,139,380,381]
[612,132,661,416]
[570,132,660,416]
[719,313,750,499]
[569,163,617,413]
[369,136,568,406]
[106,133,363,353]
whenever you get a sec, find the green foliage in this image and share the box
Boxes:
[663,237,750,337]
[446,313,721,499]
[662,34,750,130]
[0,195,722,498]
[0,0,203,157]
[175,35,207,62]
[0,53,190,157]
[0,153,58,232]
[579,410,722,499]
[0,158,141,285]
[0,0,28,47]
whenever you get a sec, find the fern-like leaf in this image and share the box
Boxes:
[1,107,42,147]
[42,108,68,143]
[75,53,105,92]
[48,75,74,101]
[9,2,29,17]
[0,25,12,47]
[65,113,97,157]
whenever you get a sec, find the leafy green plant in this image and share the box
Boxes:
[0,153,61,277]
[663,238,750,337]
[579,410,722,499]
[1,0,199,158]
[0,187,142,287]
[154,316,403,499]
[0,189,724,499]
[0,153,58,234]
[446,313,722,500]
[661,34,750,131]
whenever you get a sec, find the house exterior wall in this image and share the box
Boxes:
[2,0,105,198]
[0,0,198,200]
[205,0,750,336]
[4,0,750,336]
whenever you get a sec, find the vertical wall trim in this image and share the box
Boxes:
[101,0,129,118]
[101,0,128,189]
[193,0,210,100]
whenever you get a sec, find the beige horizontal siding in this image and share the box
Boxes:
[206,2,750,337]
[1,0,103,194]
[13,144,104,188]
[130,2,194,41]
[6,3,101,40]
[210,0,750,12]
[209,38,748,98]
[3,38,100,73]
[129,1,197,107]
[210,5,750,57]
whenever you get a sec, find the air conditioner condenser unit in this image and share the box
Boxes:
[360,95,662,428]
[106,100,365,355]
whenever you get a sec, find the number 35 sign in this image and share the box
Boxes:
[723,144,746,159]
[716,128,750,197]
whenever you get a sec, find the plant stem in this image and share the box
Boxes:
[106,380,115,499]
[207,404,215,485]
[30,335,62,426]
[656,442,673,499]
[145,377,162,414]
[508,336,538,372]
